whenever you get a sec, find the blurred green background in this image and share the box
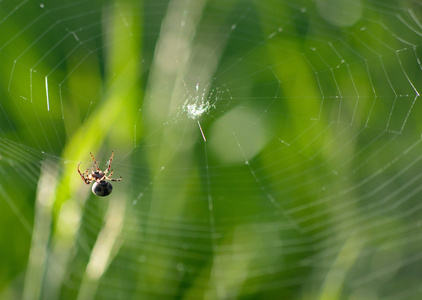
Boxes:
[1,0,422,299]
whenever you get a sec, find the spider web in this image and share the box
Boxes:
[1,0,422,299]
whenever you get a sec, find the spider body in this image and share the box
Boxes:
[78,151,121,197]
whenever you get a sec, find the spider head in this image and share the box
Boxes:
[91,171,104,181]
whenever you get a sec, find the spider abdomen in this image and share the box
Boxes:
[92,181,113,197]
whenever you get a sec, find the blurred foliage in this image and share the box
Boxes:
[1,0,422,299]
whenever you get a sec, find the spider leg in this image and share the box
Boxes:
[77,162,85,179]
[105,151,114,173]
[78,162,92,184]
[90,152,101,171]
[108,176,122,182]
[83,170,92,184]
[103,169,121,182]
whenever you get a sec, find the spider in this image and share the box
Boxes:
[78,151,122,197]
